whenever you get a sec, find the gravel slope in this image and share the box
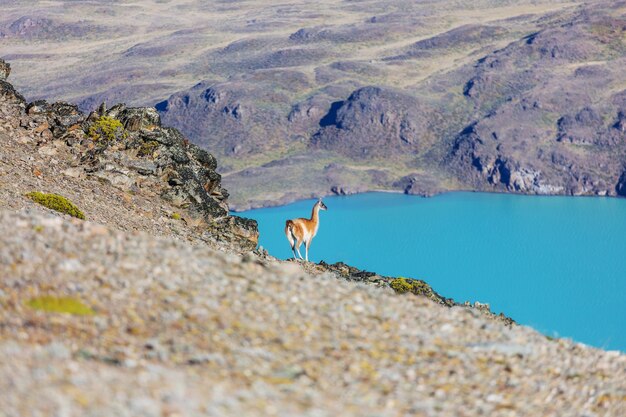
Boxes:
[1,211,624,417]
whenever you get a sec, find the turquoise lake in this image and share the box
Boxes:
[239,192,626,352]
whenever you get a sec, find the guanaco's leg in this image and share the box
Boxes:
[305,239,312,262]
[285,229,297,259]
[295,238,304,259]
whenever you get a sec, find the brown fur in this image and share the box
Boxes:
[285,200,326,261]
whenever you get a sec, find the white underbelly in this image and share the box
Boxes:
[304,230,316,242]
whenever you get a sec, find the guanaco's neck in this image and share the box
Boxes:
[310,202,321,224]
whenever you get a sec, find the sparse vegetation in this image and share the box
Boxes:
[26,192,85,219]
[390,277,435,298]
[88,116,126,142]
[26,296,95,315]
[138,140,159,157]
[389,277,414,294]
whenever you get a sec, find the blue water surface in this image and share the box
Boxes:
[238,192,626,351]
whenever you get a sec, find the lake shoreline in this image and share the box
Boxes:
[230,186,626,212]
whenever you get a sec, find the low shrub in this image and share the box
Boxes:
[26,192,85,219]
[26,296,95,315]
[389,277,434,297]
[87,116,126,142]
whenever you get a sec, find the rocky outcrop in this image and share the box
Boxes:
[448,5,626,198]
[288,21,411,45]
[451,123,582,196]
[617,170,626,196]
[0,66,26,107]
[556,107,625,147]
[1,16,54,38]
[94,104,259,248]
[25,100,84,139]
[392,173,441,197]
[451,124,559,195]
[316,261,457,306]
[158,72,312,159]
[311,86,431,159]
[0,58,258,250]
[450,94,626,196]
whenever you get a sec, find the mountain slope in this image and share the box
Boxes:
[1,57,625,417]
[449,4,626,195]
[10,0,626,209]
[157,0,626,208]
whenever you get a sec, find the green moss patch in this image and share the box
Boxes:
[26,296,95,315]
[389,277,436,298]
[87,116,126,142]
[26,192,85,219]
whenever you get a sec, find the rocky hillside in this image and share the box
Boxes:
[449,3,626,196]
[0,58,257,251]
[1,59,626,416]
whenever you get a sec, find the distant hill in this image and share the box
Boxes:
[2,0,625,209]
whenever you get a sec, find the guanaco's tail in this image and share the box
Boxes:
[285,219,295,235]
[285,220,296,248]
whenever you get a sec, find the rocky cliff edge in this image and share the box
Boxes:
[0,58,258,252]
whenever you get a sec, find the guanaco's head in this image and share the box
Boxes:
[317,198,328,211]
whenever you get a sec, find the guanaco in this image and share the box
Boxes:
[285,198,327,261]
